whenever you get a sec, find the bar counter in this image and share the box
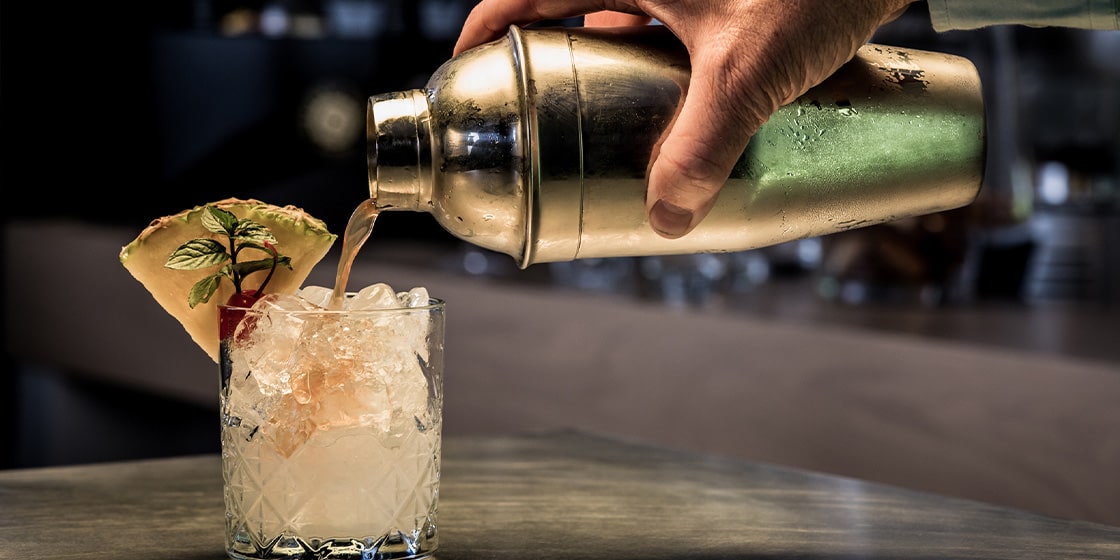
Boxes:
[1,430,1117,559]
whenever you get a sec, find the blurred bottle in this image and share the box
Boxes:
[816,211,972,307]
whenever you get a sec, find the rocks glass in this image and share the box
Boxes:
[218,290,444,560]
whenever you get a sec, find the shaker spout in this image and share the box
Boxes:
[367,89,432,211]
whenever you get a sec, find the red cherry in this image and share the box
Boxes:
[226,289,260,309]
[219,290,262,342]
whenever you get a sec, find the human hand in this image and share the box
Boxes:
[455,1,915,239]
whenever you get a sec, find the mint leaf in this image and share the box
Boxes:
[166,239,231,270]
[231,258,281,278]
[233,220,276,244]
[232,255,291,275]
[202,206,238,235]
[171,204,297,306]
[188,274,224,308]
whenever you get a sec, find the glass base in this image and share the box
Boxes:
[227,526,437,560]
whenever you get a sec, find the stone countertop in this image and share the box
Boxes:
[1,430,1118,560]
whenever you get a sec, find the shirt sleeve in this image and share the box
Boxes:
[926,0,1120,31]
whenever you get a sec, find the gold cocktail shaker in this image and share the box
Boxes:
[368,25,985,268]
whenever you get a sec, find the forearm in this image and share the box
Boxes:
[927,0,1120,31]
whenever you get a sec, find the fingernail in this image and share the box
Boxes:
[649,199,693,239]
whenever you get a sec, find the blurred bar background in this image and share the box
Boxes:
[2,1,1118,472]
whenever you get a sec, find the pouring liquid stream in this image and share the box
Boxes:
[328,198,380,310]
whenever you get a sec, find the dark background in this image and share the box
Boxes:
[2,1,1118,469]
[2,0,475,241]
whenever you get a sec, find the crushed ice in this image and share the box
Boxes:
[225,283,437,456]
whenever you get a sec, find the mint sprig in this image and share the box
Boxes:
[164,206,293,308]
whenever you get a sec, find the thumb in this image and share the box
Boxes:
[646,52,763,239]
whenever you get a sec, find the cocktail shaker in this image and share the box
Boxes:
[367,25,985,268]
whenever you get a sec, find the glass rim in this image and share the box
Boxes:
[219,296,446,314]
